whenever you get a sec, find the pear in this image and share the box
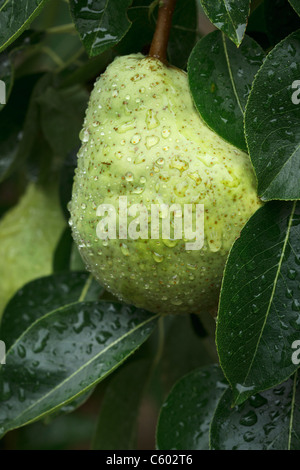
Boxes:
[69,54,261,315]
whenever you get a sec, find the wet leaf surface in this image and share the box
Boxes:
[188,31,264,151]
[70,0,132,57]
[200,0,250,46]
[157,365,228,450]
[210,373,300,450]
[245,29,300,200]
[0,285,158,437]
[0,0,48,52]
[217,201,300,405]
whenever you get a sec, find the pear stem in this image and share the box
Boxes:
[149,0,177,64]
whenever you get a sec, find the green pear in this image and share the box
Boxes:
[69,54,261,315]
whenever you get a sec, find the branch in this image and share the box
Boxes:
[149,0,177,64]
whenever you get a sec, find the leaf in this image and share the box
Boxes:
[0,52,13,111]
[0,183,66,320]
[216,201,300,406]
[245,30,300,201]
[38,85,88,159]
[289,0,300,15]
[188,31,265,151]
[168,0,198,69]
[0,297,158,437]
[15,412,95,450]
[210,373,300,450]
[200,0,250,46]
[9,74,53,180]
[0,74,39,182]
[156,365,229,450]
[69,0,133,57]
[92,360,150,450]
[0,0,49,53]
[115,0,155,55]
[0,272,102,422]
[0,272,103,348]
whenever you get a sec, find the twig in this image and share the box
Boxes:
[149,0,177,64]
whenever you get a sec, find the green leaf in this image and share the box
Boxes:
[0,272,103,348]
[168,0,198,69]
[115,0,155,55]
[10,74,53,179]
[92,360,150,450]
[69,0,133,57]
[245,30,300,201]
[188,31,265,152]
[200,0,250,46]
[289,0,300,15]
[156,365,229,450]
[38,85,88,159]
[0,53,13,111]
[0,0,49,53]
[0,184,66,319]
[210,373,300,450]
[0,74,39,182]
[216,201,300,406]
[15,412,95,450]
[0,294,158,437]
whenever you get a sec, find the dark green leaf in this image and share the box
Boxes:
[0,299,158,437]
[15,412,95,450]
[69,0,133,57]
[217,201,300,406]
[0,0,49,53]
[115,0,155,55]
[0,74,40,182]
[289,0,300,15]
[0,272,103,348]
[201,0,250,46]
[39,85,88,159]
[188,31,264,151]
[168,0,198,69]
[245,30,300,201]
[156,365,228,450]
[210,373,300,450]
[92,360,150,450]
[11,74,53,179]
